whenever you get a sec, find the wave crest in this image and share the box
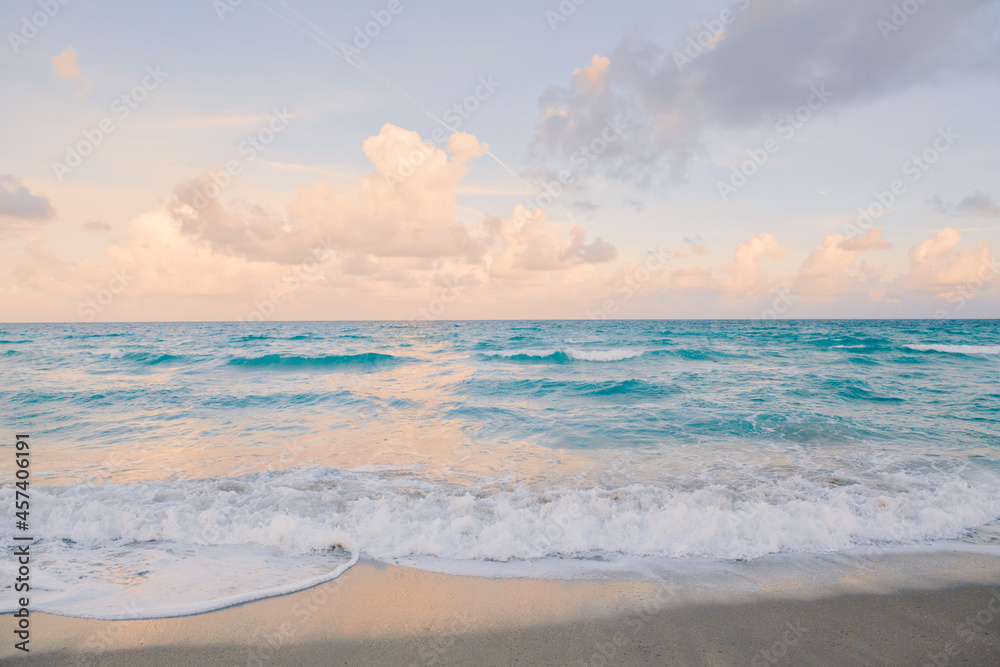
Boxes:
[228,352,404,369]
[483,348,645,363]
[906,344,1000,355]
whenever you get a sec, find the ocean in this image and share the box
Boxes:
[2,319,999,618]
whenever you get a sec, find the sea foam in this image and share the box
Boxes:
[4,463,1000,618]
[906,344,1000,355]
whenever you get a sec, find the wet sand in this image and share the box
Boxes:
[4,554,1000,666]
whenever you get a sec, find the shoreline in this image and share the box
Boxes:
[5,551,1000,666]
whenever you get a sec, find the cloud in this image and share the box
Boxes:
[13,121,614,315]
[794,227,891,300]
[488,206,617,275]
[169,124,492,264]
[905,228,996,297]
[930,192,1000,217]
[11,237,66,290]
[717,232,785,296]
[571,55,611,96]
[623,196,645,213]
[83,219,112,233]
[167,123,618,277]
[100,210,295,297]
[52,46,92,98]
[51,47,80,79]
[531,0,999,187]
[0,175,56,223]
[668,266,712,291]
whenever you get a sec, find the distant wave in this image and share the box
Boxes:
[64,333,129,339]
[228,352,405,369]
[483,348,645,363]
[906,344,1000,356]
[837,384,903,403]
[649,348,744,361]
[567,348,645,361]
[807,337,888,351]
[586,379,672,397]
[234,334,320,342]
[108,351,184,365]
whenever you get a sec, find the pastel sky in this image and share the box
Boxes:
[1,0,999,322]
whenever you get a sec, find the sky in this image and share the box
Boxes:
[0,0,998,321]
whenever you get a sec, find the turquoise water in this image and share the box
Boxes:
[1,320,999,617]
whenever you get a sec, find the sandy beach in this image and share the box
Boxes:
[5,551,1000,666]
[4,0,1000,657]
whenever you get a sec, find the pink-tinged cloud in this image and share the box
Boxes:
[51,46,92,98]
[3,123,620,320]
[906,228,996,298]
[795,227,891,300]
[571,55,611,96]
[165,123,617,276]
[170,124,492,263]
[718,233,785,296]
[488,206,617,276]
